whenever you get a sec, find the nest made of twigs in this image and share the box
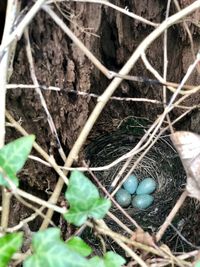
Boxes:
[85,128,186,231]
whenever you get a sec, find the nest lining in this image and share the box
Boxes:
[85,131,186,231]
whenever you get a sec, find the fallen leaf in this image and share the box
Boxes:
[131,228,155,247]
[171,131,200,200]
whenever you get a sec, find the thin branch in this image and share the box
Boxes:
[93,220,191,266]
[168,51,200,107]
[0,169,66,214]
[42,4,111,78]
[163,0,174,135]
[6,84,60,91]
[94,221,148,267]
[109,94,197,197]
[8,84,199,106]
[163,0,171,106]
[24,27,67,163]
[15,187,66,214]
[0,0,21,230]
[5,111,69,185]
[142,53,200,97]
[6,84,199,114]
[1,189,11,231]
[109,71,196,91]
[13,194,56,228]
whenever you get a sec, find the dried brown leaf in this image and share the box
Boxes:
[171,131,200,200]
[131,228,155,247]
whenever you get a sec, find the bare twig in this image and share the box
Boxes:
[47,0,159,27]
[5,212,45,233]
[14,187,66,214]
[163,0,171,106]
[42,5,111,78]
[24,27,67,163]
[7,84,60,91]
[0,169,66,214]
[5,111,69,185]
[109,71,196,92]
[1,189,11,231]
[13,194,56,227]
[94,221,148,267]
[168,51,200,107]
[7,84,200,107]
[110,90,198,197]
[0,0,21,230]
[163,0,174,134]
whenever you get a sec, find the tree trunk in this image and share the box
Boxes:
[4,0,200,231]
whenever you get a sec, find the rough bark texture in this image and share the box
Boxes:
[3,0,200,230]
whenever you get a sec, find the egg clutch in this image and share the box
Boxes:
[115,175,157,209]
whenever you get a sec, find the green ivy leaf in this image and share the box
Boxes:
[89,252,125,267]
[65,208,88,226]
[66,236,92,257]
[89,198,112,219]
[24,228,90,267]
[0,232,23,267]
[64,171,111,226]
[0,135,35,187]
[65,171,99,207]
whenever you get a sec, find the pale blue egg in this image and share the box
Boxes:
[132,194,154,209]
[115,189,131,207]
[123,175,138,194]
[136,178,156,195]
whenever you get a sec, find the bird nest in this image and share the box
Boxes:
[85,125,186,234]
